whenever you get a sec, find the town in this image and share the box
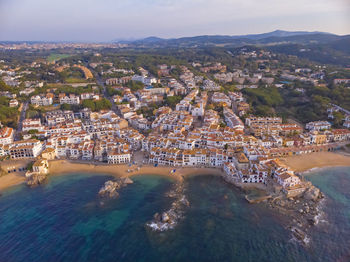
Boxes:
[1,45,350,198]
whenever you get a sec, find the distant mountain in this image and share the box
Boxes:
[230,30,333,40]
[327,35,350,55]
[113,30,350,66]
[116,30,340,48]
[117,36,165,44]
[264,35,350,66]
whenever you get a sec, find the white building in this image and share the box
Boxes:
[31,95,53,106]
[0,127,14,145]
[8,139,43,159]
[9,99,19,107]
[131,75,157,85]
[107,148,131,164]
[223,107,244,132]
[60,94,80,105]
[276,172,301,188]
[81,93,100,100]
[212,92,231,106]
[305,121,331,131]
[22,119,43,132]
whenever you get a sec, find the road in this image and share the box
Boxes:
[15,101,28,141]
[331,104,350,115]
[89,64,118,114]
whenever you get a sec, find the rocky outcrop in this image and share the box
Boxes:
[303,186,321,201]
[265,183,325,246]
[98,177,133,198]
[27,173,48,187]
[292,227,309,245]
[245,194,271,204]
[147,181,189,232]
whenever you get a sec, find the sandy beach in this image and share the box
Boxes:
[0,174,26,192]
[281,151,350,172]
[1,151,350,192]
[0,159,31,192]
[48,160,224,181]
[0,160,224,192]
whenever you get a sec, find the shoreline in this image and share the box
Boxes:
[300,165,350,175]
[0,160,224,192]
[1,151,350,193]
[48,160,225,181]
[280,151,350,173]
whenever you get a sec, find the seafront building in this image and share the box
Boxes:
[8,139,43,159]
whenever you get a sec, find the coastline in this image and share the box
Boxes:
[0,160,224,192]
[0,174,26,192]
[48,160,224,181]
[1,151,350,193]
[280,151,350,173]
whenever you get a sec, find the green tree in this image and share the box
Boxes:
[165,96,182,108]
[82,99,96,111]
[60,103,72,111]
[333,111,344,127]
[95,98,112,111]
[0,80,10,91]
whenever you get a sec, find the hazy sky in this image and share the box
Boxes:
[0,0,349,41]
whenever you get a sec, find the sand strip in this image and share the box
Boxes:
[1,152,350,192]
[280,152,350,172]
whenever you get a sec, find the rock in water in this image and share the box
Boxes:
[292,227,307,244]
[307,217,316,226]
[98,177,133,198]
[162,212,170,222]
[146,181,189,232]
[122,177,134,184]
[27,173,48,187]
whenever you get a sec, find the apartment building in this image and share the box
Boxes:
[8,139,43,159]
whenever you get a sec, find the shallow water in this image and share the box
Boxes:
[0,168,349,262]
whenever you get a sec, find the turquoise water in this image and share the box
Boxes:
[0,168,349,262]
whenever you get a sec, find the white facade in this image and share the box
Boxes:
[0,127,14,145]
[60,95,80,105]
[107,152,131,164]
[305,121,331,131]
[8,140,43,159]
[31,95,53,106]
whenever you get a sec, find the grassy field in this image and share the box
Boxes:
[65,78,88,83]
[47,53,71,62]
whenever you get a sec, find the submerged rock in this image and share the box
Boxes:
[121,177,134,185]
[146,181,189,232]
[292,227,309,245]
[307,217,317,226]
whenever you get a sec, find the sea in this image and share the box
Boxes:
[0,167,349,262]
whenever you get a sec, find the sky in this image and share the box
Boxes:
[0,0,349,41]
